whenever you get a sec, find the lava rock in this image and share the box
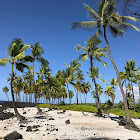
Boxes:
[23,112,26,114]
[49,118,55,120]
[4,131,23,140]
[26,126,32,132]
[19,125,26,127]
[65,119,70,124]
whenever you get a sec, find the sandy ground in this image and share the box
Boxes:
[0,107,140,140]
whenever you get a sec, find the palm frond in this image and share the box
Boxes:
[108,25,124,37]
[0,58,10,65]
[19,44,30,53]
[75,45,87,52]
[16,63,30,72]
[121,16,139,22]
[84,3,100,20]
[72,21,97,30]
[81,54,88,63]
[95,56,107,67]
[20,55,34,63]
[120,22,140,31]
[15,51,25,61]
[98,78,106,83]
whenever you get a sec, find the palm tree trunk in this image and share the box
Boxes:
[90,55,102,116]
[103,27,138,128]
[33,62,42,113]
[76,91,79,105]
[131,80,136,111]
[11,63,24,120]
[138,80,140,103]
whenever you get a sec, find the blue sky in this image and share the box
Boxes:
[0,0,140,103]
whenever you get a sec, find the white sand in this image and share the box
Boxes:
[0,107,140,140]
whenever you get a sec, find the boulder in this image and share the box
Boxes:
[4,131,23,140]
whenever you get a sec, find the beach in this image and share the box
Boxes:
[0,107,140,140]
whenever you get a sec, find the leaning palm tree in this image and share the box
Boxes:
[3,86,9,101]
[72,0,140,129]
[0,39,30,120]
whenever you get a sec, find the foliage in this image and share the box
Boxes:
[118,101,124,109]
[104,100,113,109]
[108,107,140,118]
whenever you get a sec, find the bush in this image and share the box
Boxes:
[136,103,140,113]
[118,101,124,109]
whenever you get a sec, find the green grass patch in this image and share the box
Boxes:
[38,104,102,113]
[108,107,140,118]
[38,104,140,118]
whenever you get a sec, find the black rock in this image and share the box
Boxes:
[63,110,66,113]
[118,120,126,126]
[33,125,40,128]
[19,125,26,127]
[4,131,23,140]
[43,134,45,136]
[49,118,55,120]
[65,119,70,124]
[33,129,39,132]
[26,126,32,132]
[23,112,26,114]
[0,112,14,120]
[56,128,59,131]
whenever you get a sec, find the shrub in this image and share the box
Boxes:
[118,101,124,109]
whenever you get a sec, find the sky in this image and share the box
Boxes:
[0,0,140,104]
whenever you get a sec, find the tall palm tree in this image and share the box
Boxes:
[3,86,9,101]
[0,39,30,120]
[125,59,139,111]
[135,73,140,103]
[25,43,48,113]
[88,66,106,116]
[72,0,140,128]
[74,70,85,105]
[76,35,107,116]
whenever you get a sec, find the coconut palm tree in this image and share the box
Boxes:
[88,66,106,116]
[125,59,139,111]
[3,86,9,101]
[24,43,48,113]
[0,39,30,120]
[72,0,140,128]
[105,86,115,108]
[75,35,107,116]
[135,73,140,103]
[81,82,91,104]
[107,78,118,90]
[74,70,85,105]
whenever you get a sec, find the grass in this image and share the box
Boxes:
[38,104,140,118]
[108,108,140,118]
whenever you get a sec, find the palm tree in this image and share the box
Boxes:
[0,39,30,120]
[72,0,140,128]
[88,66,106,116]
[125,59,139,111]
[25,43,48,113]
[76,35,107,116]
[107,78,118,90]
[105,86,115,108]
[74,70,85,105]
[81,82,91,104]
[3,86,9,101]
[135,73,140,103]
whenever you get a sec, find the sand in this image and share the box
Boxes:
[0,107,140,140]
